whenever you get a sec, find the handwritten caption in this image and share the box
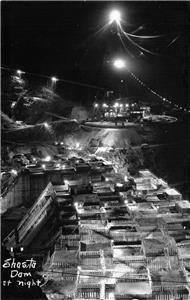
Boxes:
[2,258,44,288]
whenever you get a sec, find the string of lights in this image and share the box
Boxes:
[118,32,135,59]
[2,64,189,114]
[93,63,189,114]
[129,71,189,113]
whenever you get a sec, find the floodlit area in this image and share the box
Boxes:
[1,144,190,299]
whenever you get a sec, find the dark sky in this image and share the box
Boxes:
[2,1,190,106]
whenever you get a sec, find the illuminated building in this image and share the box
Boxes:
[93,98,151,121]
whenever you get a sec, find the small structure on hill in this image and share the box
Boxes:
[71,106,88,122]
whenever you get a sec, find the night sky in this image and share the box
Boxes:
[2,1,190,106]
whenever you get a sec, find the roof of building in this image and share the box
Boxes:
[136,182,157,191]
[50,250,79,267]
[54,185,69,192]
[143,239,166,255]
[115,281,151,296]
[78,270,115,285]
[139,169,156,178]
[152,270,187,288]
[138,202,156,209]
[176,200,190,209]
[178,243,190,257]
[136,216,161,227]
[164,188,182,197]
[146,195,160,202]
[113,246,142,257]
[74,193,99,203]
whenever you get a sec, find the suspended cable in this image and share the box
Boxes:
[125,31,168,39]
[130,25,145,35]
[166,35,180,48]
[117,23,162,57]
[124,31,162,57]
[114,24,188,112]
[117,32,135,58]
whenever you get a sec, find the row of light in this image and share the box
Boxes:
[94,103,132,108]
[14,43,189,114]
[16,69,58,83]
[15,64,189,114]
[110,57,189,114]
[130,72,190,113]
[110,57,189,113]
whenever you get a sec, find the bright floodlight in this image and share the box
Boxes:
[109,10,121,24]
[11,169,18,176]
[44,122,49,128]
[74,202,78,209]
[11,102,16,108]
[16,70,24,76]
[44,155,51,162]
[51,76,58,83]
[64,180,69,187]
[113,59,126,69]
